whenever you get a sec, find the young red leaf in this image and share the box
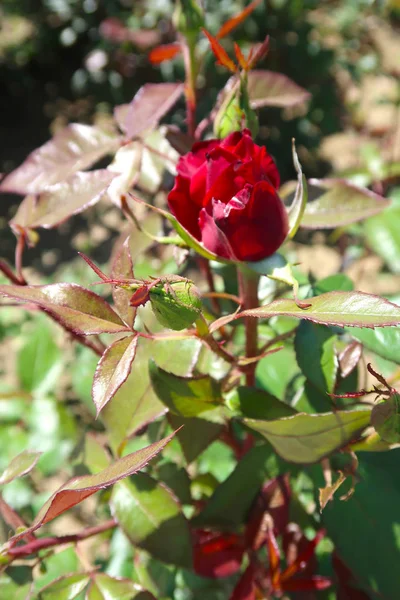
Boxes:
[5,431,178,546]
[0,283,130,336]
[0,124,120,194]
[92,335,139,416]
[282,576,332,592]
[148,43,181,64]
[281,529,326,581]
[266,528,282,586]
[230,565,256,600]
[193,531,245,578]
[202,29,237,74]
[10,170,115,232]
[217,0,262,39]
[234,43,249,70]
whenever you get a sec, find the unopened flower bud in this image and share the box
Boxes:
[149,278,202,330]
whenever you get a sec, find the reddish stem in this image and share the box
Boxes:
[180,34,197,138]
[15,234,27,284]
[7,518,117,559]
[238,268,260,386]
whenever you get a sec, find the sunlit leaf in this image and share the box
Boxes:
[210,291,400,331]
[111,238,136,327]
[295,322,338,394]
[86,573,154,600]
[226,386,296,420]
[115,83,183,139]
[371,395,400,444]
[0,450,41,486]
[245,70,311,108]
[101,338,201,454]
[0,124,120,194]
[38,573,90,600]
[93,336,138,416]
[301,179,390,229]
[149,360,222,417]
[349,325,400,364]
[0,283,130,336]
[107,142,142,208]
[245,409,371,463]
[111,472,192,568]
[11,170,115,232]
[6,433,177,544]
[287,140,308,238]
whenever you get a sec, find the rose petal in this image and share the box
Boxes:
[199,207,237,259]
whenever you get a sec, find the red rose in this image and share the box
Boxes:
[168,129,288,262]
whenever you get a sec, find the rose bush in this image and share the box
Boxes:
[167,129,288,262]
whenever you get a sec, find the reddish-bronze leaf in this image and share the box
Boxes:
[230,565,256,600]
[116,83,183,139]
[92,335,138,416]
[5,432,178,545]
[0,124,120,194]
[193,530,245,578]
[0,283,130,335]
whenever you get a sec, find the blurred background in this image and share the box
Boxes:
[1,0,399,271]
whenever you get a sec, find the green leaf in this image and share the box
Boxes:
[256,346,299,400]
[226,386,296,419]
[149,361,222,417]
[287,140,308,238]
[301,179,390,229]
[156,462,192,505]
[168,413,225,465]
[0,450,41,485]
[371,394,400,443]
[17,319,62,393]
[211,291,400,331]
[38,573,90,600]
[92,336,138,416]
[111,473,193,568]
[294,322,338,393]
[0,284,130,336]
[321,450,400,599]
[349,325,400,364]
[364,197,400,273]
[244,409,371,464]
[101,338,201,454]
[6,432,177,544]
[192,445,280,528]
[86,573,154,600]
[83,433,111,474]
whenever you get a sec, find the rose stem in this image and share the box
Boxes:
[7,518,117,559]
[237,267,260,387]
[180,33,197,138]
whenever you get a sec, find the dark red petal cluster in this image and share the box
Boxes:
[168,129,288,262]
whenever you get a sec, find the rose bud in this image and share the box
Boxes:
[149,277,202,331]
[168,129,288,263]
